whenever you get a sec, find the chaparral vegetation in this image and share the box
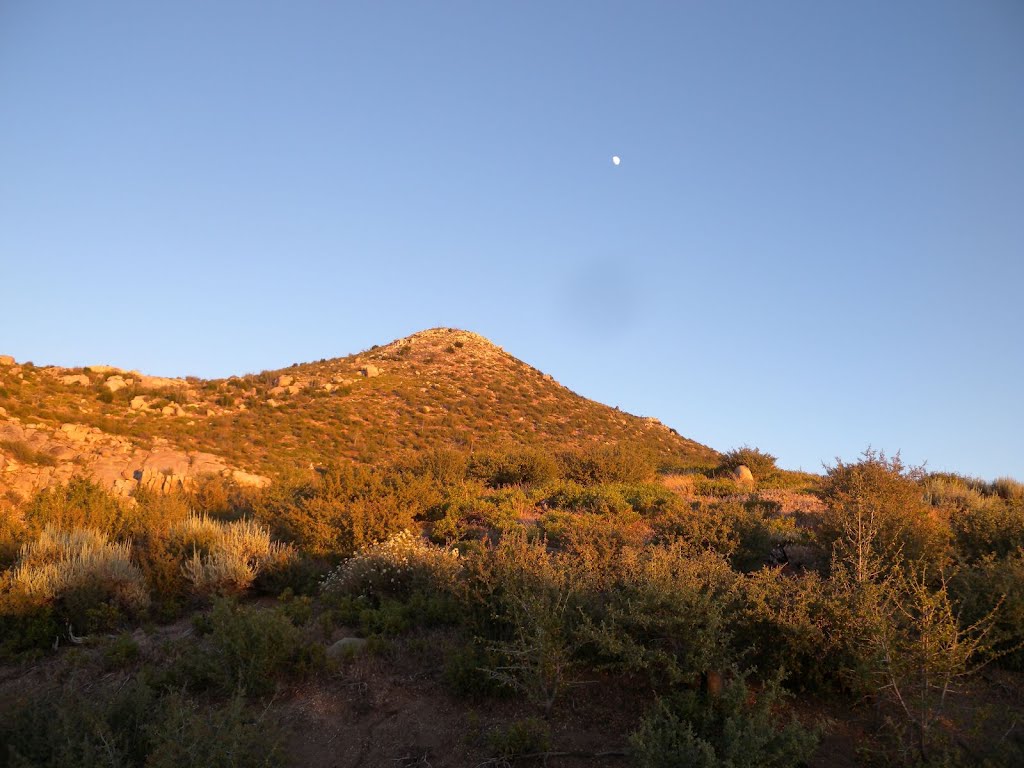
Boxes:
[0,330,1021,766]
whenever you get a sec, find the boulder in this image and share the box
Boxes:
[88,365,122,374]
[232,469,271,488]
[130,396,149,411]
[143,449,191,477]
[137,375,183,391]
[190,452,228,477]
[326,637,368,660]
[104,376,128,392]
[274,375,294,388]
[732,465,755,483]
[360,364,380,378]
[0,355,14,366]
[60,374,91,386]
[60,423,93,442]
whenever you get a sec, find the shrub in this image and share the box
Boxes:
[950,498,1024,562]
[443,639,514,699]
[469,447,560,488]
[9,526,149,631]
[0,677,282,767]
[469,532,585,716]
[321,529,461,602]
[737,569,841,692]
[630,671,821,768]
[170,514,295,596]
[0,439,57,467]
[487,717,551,761]
[719,445,778,480]
[558,442,657,484]
[417,447,469,484]
[951,551,1024,670]
[252,465,429,557]
[544,481,633,516]
[991,477,1024,502]
[179,598,322,696]
[819,449,950,582]
[582,544,738,688]
[856,567,1000,763]
[23,479,136,539]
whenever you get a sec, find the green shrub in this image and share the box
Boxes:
[178,598,322,696]
[0,678,282,767]
[854,568,999,763]
[443,639,514,699]
[468,532,586,715]
[544,481,633,516]
[737,569,841,692]
[950,499,1024,562]
[24,479,136,539]
[630,671,820,768]
[819,449,950,581]
[416,446,469,484]
[581,544,738,688]
[487,717,551,761]
[718,445,778,480]
[469,447,560,488]
[558,442,656,484]
[951,551,1024,670]
[252,465,430,558]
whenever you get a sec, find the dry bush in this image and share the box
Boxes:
[170,514,294,596]
[9,526,149,629]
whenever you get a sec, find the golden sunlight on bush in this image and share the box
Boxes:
[171,514,295,595]
[321,529,461,599]
[12,526,148,612]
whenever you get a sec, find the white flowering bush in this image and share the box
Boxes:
[170,514,295,595]
[320,529,461,600]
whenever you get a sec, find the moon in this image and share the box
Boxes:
[612,156,621,166]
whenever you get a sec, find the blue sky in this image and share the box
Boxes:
[1,1,1022,478]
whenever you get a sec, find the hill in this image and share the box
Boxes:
[0,328,716,502]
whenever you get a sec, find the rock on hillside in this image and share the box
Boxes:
[0,413,268,502]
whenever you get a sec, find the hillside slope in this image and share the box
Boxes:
[0,328,716,501]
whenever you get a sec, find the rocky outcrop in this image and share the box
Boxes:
[0,355,15,366]
[136,374,183,391]
[231,470,271,489]
[59,374,91,386]
[0,415,270,502]
[104,375,129,392]
[360,364,380,378]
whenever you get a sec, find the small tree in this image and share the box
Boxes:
[863,567,999,763]
[819,449,949,580]
[477,533,584,717]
